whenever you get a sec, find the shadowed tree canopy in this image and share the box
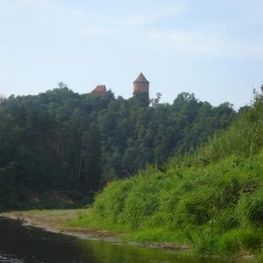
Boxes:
[0,85,237,209]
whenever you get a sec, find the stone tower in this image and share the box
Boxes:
[90,85,107,96]
[133,73,149,99]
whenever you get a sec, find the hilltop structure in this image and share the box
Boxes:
[133,73,149,100]
[90,85,107,96]
[90,73,150,100]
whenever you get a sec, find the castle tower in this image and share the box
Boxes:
[90,85,107,96]
[133,73,149,99]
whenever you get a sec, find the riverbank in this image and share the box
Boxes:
[0,209,189,251]
[0,209,119,242]
[2,209,262,262]
[0,217,234,263]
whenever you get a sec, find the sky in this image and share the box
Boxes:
[1,0,263,108]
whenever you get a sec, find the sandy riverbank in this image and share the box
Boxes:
[1,210,258,262]
[0,210,119,242]
[0,209,189,251]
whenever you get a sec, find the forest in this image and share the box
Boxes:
[0,83,236,209]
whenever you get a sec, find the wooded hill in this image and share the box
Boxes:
[78,90,263,256]
[0,84,236,209]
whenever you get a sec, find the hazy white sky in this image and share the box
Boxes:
[1,0,263,108]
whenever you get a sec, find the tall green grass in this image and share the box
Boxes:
[74,95,263,255]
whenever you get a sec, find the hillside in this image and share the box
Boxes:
[75,91,263,256]
[0,86,235,210]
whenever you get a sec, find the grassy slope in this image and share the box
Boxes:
[72,97,263,257]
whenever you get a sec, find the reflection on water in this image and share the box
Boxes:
[0,217,231,263]
[0,255,22,263]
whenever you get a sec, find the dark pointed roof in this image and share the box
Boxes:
[134,73,149,83]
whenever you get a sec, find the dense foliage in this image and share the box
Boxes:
[77,92,263,256]
[0,84,236,209]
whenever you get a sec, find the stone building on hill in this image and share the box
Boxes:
[90,73,150,100]
[133,73,149,100]
[90,85,107,96]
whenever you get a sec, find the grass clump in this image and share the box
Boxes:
[218,228,263,253]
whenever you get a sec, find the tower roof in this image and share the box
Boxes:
[134,73,149,84]
[90,85,107,96]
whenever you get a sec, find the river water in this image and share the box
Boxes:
[0,217,235,263]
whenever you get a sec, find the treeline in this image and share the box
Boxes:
[0,84,236,209]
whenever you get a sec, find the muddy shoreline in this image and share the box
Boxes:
[0,210,257,262]
[0,210,189,252]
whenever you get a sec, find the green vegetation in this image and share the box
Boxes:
[3,82,262,256]
[0,84,235,210]
[73,91,263,256]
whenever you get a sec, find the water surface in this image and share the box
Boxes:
[0,218,234,263]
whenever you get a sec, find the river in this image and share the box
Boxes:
[0,217,237,263]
